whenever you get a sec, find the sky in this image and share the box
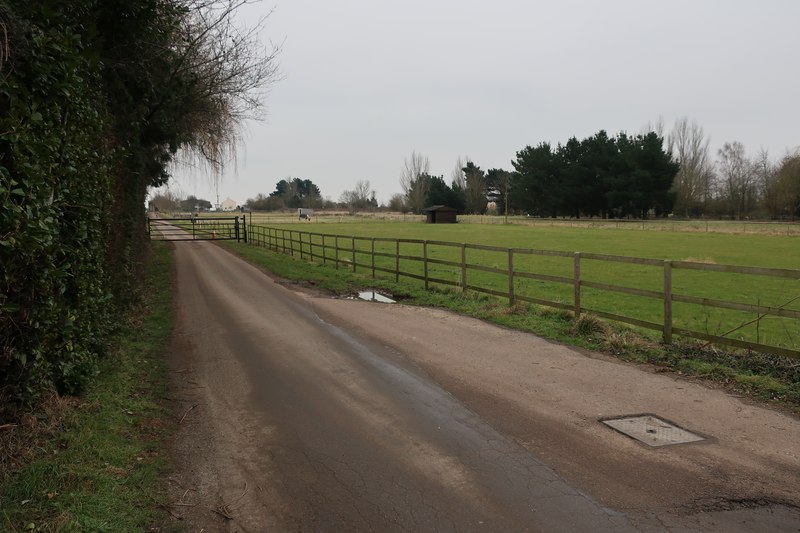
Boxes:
[167,0,800,207]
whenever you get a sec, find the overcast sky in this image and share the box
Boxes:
[169,0,800,206]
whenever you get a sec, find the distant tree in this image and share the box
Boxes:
[386,193,406,212]
[513,131,677,219]
[754,149,780,219]
[422,175,463,212]
[340,180,376,214]
[451,156,467,190]
[512,142,559,217]
[667,118,714,217]
[486,168,516,222]
[774,151,800,219]
[605,132,678,218]
[641,116,666,138]
[574,131,616,217]
[180,195,212,211]
[400,151,431,213]
[463,161,487,214]
[269,177,322,208]
[245,193,282,211]
[556,136,593,217]
[149,191,181,212]
[717,142,756,219]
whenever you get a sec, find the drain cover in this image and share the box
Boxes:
[602,415,704,447]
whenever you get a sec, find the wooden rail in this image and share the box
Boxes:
[245,225,800,359]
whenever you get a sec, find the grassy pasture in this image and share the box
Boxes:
[252,221,800,354]
[241,211,800,237]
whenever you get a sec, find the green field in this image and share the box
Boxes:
[250,221,800,355]
[239,211,800,237]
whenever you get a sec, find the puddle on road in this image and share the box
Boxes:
[352,291,396,304]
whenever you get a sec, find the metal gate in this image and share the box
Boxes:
[147,215,247,242]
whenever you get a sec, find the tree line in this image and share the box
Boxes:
[207,118,798,221]
[664,118,800,220]
[397,131,678,219]
[397,120,799,220]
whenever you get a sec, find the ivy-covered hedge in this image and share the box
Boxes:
[1,3,115,404]
[1,0,266,408]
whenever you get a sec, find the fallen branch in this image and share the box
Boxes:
[211,482,249,520]
[179,404,198,423]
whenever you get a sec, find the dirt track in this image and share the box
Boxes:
[165,240,800,532]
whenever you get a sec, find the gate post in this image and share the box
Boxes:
[235,217,240,242]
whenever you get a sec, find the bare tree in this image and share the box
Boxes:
[717,141,756,219]
[148,188,182,212]
[400,151,430,213]
[173,0,282,196]
[450,156,466,190]
[340,180,374,214]
[754,149,780,219]
[667,118,714,217]
[641,116,666,138]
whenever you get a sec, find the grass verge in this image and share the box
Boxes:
[221,240,800,412]
[0,241,175,532]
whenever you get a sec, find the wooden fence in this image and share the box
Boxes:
[246,225,800,360]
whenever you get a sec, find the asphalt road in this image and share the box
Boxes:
[165,239,800,532]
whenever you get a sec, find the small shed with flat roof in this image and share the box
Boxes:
[423,205,458,224]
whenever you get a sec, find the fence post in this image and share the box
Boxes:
[371,238,376,278]
[352,236,356,272]
[242,215,247,243]
[299,231,304,260]
[423,240,429,291]
[663,260,673,344]
[283,229,287,253]
[335,236,339,269]
[289,230,294,256]
[310,233,315,262]
[395,240,400,282]
[573,252,581,317]
[461,243,467,292]
[322,235,326,264]
[508,248,515,306]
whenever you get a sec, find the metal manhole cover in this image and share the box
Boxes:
[602,415,704,447]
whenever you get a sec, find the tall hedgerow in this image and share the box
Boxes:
[0,0,278,409]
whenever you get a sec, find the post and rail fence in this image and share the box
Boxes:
[243,224,800,360]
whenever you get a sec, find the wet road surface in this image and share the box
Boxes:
[165,239,800,532]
